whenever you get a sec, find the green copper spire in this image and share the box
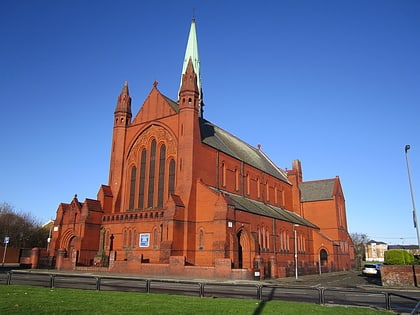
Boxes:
[179,19,203,113]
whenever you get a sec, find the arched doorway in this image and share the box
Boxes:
[236,229,251,270]
[237,231,243,268]
[68,236,78,264]
[320,249,328,266]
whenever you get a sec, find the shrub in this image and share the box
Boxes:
[384,249,414,265]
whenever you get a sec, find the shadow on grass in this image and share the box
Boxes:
[253,286,276,315]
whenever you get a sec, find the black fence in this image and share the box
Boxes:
[1,270,419,314]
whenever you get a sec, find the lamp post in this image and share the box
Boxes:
[293,224,299,280]
[404,145,420,248]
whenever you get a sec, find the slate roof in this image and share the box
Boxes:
[162,94,180,113]
[84,198,103,212]
[221,190,318,228]
[199,118,289,183]
[367,240,387,245]
[388,245,418,250]
[160,91,289,183]
[300,179,335,202]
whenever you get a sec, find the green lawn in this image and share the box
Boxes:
[0,285,392,314]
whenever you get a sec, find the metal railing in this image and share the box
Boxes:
[2,270,419,314]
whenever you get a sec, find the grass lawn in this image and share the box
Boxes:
[0,285,392,314]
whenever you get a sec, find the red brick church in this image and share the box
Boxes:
[48,19,354,279]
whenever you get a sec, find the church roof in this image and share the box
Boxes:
[200,118,290,183]
[222,191,318,228]
[162,94,180,113]
[299,179,336,202]
[158,82,288,182]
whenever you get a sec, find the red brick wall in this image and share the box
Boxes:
[381,265,418,287]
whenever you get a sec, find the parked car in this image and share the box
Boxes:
[362,263,382,276]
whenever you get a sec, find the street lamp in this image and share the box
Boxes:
[404,145,420,248]
[293,224,299,280]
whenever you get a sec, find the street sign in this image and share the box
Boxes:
[3,237,9,244]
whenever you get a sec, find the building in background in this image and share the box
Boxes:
[365,240,387,262]
[47,19,354,279]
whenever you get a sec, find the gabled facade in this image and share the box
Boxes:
[298,174,355,270]
[48,19,354,279]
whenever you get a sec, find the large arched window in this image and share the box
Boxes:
[168,159,175,195]
[157,144,166,208]
[129,166,137,209]
[138,149,146,209]
[147,140,157,208]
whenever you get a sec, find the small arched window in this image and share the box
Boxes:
[128,230,132,249]
[199,228,204,250]
[153,228,159,249]
[257,177,261,198]
[123,229,127,248]
[221,163,226,187]
[234,168,239,191]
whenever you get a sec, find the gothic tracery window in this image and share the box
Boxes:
[157,144,166,208]
[147,140,157,208]
[138,149,146,209]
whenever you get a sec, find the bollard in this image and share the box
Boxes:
[49,274,55,289]
[198,282,204,298]
[95,277,101,291]
[6,271,12,285]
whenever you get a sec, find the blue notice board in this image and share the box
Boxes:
[139,233,150,247]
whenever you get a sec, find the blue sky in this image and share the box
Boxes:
[1,0,419,245]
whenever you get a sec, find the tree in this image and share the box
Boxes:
[350,232,369,267]
[0,202,49,248]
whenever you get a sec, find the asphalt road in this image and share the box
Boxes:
[268,269,383,288]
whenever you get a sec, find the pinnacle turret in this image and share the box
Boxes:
[114,81,132,126]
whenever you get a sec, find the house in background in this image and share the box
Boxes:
[47,19,354,279]
[365,240,387,262]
